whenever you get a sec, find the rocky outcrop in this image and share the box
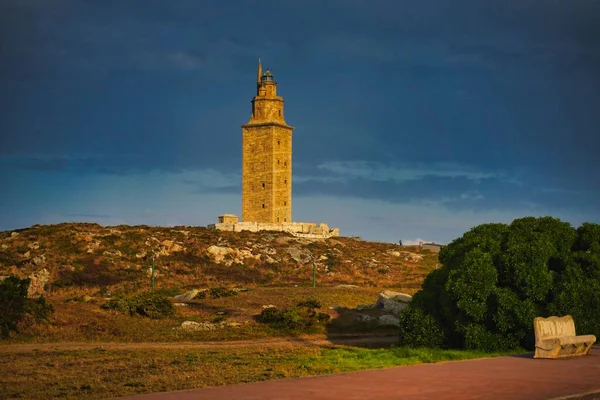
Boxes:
[285,246,313,264]
[386,250,424,263]
[205,245,260,266]
[173,289,203,302]
[86,240,101,254]
[341,290,413,328]
[32,254,46,266]
[403,253,424,263]
[356,314,376,323]
[146,267,161,278]
[180,321,219,331]
[265,256,276,264]
[206,245,236,264]
[28,268,50,297]
[378,314,400,327]
[156,240,184,257]
[376,290,412,315]
[179,320,241,331]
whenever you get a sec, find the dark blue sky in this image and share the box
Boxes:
[1,0,599,243]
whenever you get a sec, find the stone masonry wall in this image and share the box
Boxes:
[208,221,339,238]
[241,70,293,224]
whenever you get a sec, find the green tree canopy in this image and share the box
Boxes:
[399,217,600,351]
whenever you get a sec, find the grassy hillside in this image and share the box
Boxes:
[0,223,441,343]
[0,223,440,295]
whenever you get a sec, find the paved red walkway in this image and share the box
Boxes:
[120,346,600,400]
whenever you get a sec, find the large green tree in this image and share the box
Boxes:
[399,217,600,351]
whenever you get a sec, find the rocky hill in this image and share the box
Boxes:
[0,223,440,297]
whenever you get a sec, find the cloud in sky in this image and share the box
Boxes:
[4,165,590,244]
[315,161,507,183]
[0,0,599,242]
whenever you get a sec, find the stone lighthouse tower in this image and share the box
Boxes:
[241,60,294,223]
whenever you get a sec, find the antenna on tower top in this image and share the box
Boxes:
[257,58,263,84]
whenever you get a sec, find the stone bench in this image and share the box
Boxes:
[533,315,596,359]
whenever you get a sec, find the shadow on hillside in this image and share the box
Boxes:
[184,302,241,316]
[324,334,399,349]
[324,306,398,349]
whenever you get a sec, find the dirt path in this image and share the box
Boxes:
[0,333,398,353]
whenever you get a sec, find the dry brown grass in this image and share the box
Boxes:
[1,223,440,344]
[0,223,439,294]
[10,286,392,343]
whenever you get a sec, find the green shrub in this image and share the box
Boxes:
[0,277,30,337]
[0,276,54,338]
[23,295,54,323]
[209,287,238,298]
[102,292,174,319]
[192,287,241,300]
[255,304,330,331]
[296,299,321,309]
[398,306,444,348]
[403,217,600,351]
[255,307,281,324]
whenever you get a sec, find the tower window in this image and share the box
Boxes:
[277,160,280,165]
[284,161,287,166]
[284,179,287,184]
[278,140,280,146]
[284,201,287,206]
[262,204,265,208]
[262,182,265,189]
[278,110,281,116]
[284,218,287,222]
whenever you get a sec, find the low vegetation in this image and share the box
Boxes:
[102,292,174,319]
[255,300,330,331]
[399,217,600,351]
[3,287,386,343]
[195,286,239,299]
